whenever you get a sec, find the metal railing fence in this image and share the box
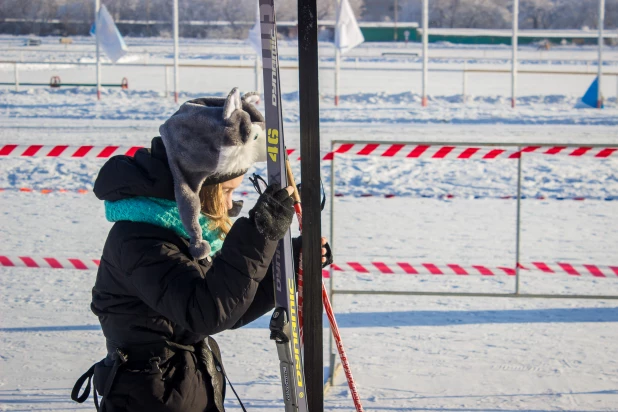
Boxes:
[326,139,618,382]
[2,60,617,101]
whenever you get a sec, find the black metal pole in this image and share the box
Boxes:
[297,0,323,410]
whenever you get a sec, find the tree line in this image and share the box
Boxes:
[365,0,618,30]
[0,0,616,37]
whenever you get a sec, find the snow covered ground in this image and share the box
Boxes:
[1,37,617,411]
[2,35,618,98]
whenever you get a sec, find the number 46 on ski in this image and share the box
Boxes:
[259,1,309,411]
[260,0,364,411]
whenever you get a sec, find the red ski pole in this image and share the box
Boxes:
[285,160,365,412]
[285,160,306,339]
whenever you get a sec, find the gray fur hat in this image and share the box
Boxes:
[159,87,267,259]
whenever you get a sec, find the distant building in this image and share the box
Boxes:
[414,28,618,46]
[2,18,615,46]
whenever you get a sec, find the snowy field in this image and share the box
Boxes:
[1,37,618,411]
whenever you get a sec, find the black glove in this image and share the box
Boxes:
[322,242,333,267]
[292,236,334,271]
[249,184,295,241]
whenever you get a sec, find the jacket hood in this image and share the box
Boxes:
[94,137,175,202]
[157,88,266,260]
[93,137,245,217]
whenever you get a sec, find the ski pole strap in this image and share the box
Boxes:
[206,336,248,412]
[70,349,126,412]
[69,363,104,410]
[99,349,128,412]
[249,173,268,195]
[70,363,97,404]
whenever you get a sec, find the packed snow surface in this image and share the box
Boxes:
[0,37,617,411]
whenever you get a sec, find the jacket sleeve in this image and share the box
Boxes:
[231,265,275,329]
[122,217,278,336]
[232,236,303,329]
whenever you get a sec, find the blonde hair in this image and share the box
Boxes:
[199,183,232,240]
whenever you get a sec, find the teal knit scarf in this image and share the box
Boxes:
[104,197,224,256]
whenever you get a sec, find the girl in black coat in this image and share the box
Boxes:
[72,93,329,412]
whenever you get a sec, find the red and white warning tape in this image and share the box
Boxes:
[0,256,100,270]
[0,144,301,160]
[331,261,618,278]
[2,187,615,202]
[333,193,617,201]
[2,144,616,161]
[0,188,92,194]
[324,143,617,160]
[1,255,616,278]
[0,145,143,159]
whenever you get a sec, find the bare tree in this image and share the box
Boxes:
[362,0,398,21]
[429,0,510,29]
[5,0,615,36]
[463,0,511,28]
[550,0,598,29]
[399,0,423,23]
[607,0,618,29]
[519,0,553,29]
[275,0,363,21]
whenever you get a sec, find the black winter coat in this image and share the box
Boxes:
[87,138,278,412]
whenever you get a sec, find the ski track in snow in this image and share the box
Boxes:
[1,88,618,126]
[1,151,617,201]
[0,88,617,201]
[1,40,618,411]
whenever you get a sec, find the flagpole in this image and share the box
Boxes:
[334,0,363,108]
[335,47,340,106]
[95,0,101,100]
[511,0,518,109]
[394,0,398,41]
[254,55,260,95]
[597,0,605,108]
[334,0,341,106]
[421,0,428,107]
[173,0,179,103]
[248,2,261,97]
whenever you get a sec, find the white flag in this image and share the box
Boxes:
[335,0,364,54]
[94,5,128,63]
[247,2,262,56]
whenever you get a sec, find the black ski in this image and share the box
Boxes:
[259,1,309,411]
[297,0,323,410]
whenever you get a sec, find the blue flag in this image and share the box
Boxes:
[578,77,603,109]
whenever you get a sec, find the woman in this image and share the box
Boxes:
[72,91,330,412]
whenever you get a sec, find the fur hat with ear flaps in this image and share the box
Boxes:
[159,87,267,260]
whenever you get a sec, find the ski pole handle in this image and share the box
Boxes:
[285,160,302,206]
[285,159,302,228]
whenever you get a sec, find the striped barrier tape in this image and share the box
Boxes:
[331,261,618,278]
[2,144,617,161]
[0,144,300,160]
[0,187,252,196]
[333,193,618,201]
[1,187,616,202]
[1,255,616,278]
[0,187,92,194]
[324,144,618,160]
[0,145,143,159]
[0,256,100,270]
